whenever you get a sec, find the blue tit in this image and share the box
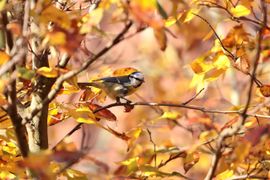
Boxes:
[77,71,144,101]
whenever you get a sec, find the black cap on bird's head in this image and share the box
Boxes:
[129,71,144,87]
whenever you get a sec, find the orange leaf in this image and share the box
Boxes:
[7,22,21,37]
[260,85,270,97]
[0,51,10,65]
[113,67,138,76]
[48,112,64,126]
[153,27,167,51]
[106,126,130,141]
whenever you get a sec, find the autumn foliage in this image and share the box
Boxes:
[1,0,270,179]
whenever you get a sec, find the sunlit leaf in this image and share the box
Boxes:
[199,130,217,142]
[113,67,139,76]
[0,171,16,179]
[76,117,96,124]
[36,67,59,78]
[0,0,6,12]
[0,51,10,65]
[222,25,250,47]
[79,8,104,34]
[64,168,87,180]
[159,111,181,120]
[165,13,182,27]
[118,156,139,166]
[180,8,200,23]
[47,31,66,45]
[230,5,251,17]
[39,5,71,29]
[126,128,142,151]
[216,169,234,180]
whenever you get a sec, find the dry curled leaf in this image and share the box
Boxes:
[260,85,270,97]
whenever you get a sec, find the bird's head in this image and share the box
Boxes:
[129,71,144,88]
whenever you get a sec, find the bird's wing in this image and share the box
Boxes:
[97,76,129,84]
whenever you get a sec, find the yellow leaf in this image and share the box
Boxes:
[230,5,251,17]
[59,82,80,95]
[118,157,139,166]
[47,31,66,45]
[199,130,217,142]
[190,73,206,93]
[64,169,87,179]
[36,67,59,78]
[216,170,234,180]
[181,8,200,23]
[126,128,142,150]
[77,117,96,124]
[213,54,231,69]
[165,13,182,27]
[40,5,71,29]
[190,55,212,74]
[0,171,16,180]
[0,51,10,65]
[160,111,181,120]
[133,0,156,10]
[80,8,104,34]
[0,0,6,12]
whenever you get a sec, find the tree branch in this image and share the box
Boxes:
[23,21,133,124]
[204,1,267,179]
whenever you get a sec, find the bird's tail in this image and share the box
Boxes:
[77,82,101,89]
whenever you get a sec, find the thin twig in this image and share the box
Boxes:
[192,13,236,60]
[147,128,157,167]
[182,88,204,105]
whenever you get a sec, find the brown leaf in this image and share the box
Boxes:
[260,85,270,97]
[52,150,82,163]
[88,103,117,121]
[233,57,250,74]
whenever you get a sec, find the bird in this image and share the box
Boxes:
[77,71,144,102]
